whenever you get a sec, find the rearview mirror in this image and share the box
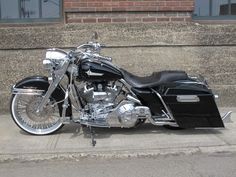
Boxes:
[91,31,98,41]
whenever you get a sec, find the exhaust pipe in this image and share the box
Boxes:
[222,111,233,123]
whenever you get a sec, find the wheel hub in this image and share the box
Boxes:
[26,97,55,122]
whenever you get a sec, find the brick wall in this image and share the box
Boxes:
[64,0,194,23]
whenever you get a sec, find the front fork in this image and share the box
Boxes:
[37,60,82,123]
[61,83,82,123]
[36,60,70,113]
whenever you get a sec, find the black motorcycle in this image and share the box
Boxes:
[10,34,232,142]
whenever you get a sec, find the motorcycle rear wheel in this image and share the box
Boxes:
[10,94,63,135]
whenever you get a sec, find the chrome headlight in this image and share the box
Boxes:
[43,59,54,70]
[43,48,68,71]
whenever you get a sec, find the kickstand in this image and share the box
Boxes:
[89,126,96,147]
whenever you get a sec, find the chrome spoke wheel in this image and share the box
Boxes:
[11,94,63,135]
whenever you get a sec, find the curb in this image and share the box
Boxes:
[1,145,236,163]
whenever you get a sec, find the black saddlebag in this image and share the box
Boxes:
[163,93,224,128]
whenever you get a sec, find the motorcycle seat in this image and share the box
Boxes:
[121,69,188,88]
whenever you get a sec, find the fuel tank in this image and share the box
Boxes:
[78,59,123,81]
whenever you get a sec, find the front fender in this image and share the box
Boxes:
[12,75,72,117]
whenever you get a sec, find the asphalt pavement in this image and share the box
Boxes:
[0,107,235,162]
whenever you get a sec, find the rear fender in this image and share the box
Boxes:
[12,76,72,117]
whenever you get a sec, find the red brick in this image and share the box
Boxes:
[103,2,119,7]
[156,2,166,6]
[96,7,112,11]
[166,1,180,6]
[67,18,82,23]
[76,7,96,11]
[83,18,97,23]
[88,2,103,7]
[112,18,127,23]
[65,0,194,23]
[98,18,112,23]
[170,17,185,21]
[119,2,134,6]
[142,7,158,11]
[127,18,142,23]
[126,7,143,11]
[64,2,72,8]
[180,2,194,6]
[172,6,194,11]
[158,6,172,11]
[156,17,170,22]
[142,18,156,22]
[134,2,149,6]
[65,0,81,2]
[71,2,87,7]
[112,7,127,11]
[64,0,195,12]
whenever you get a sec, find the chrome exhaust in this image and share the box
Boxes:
[222,111,233,123]
[148,116,178,127]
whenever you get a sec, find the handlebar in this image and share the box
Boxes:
[77,42,106,51]
[72,42,112,62]
[93,53,112,61]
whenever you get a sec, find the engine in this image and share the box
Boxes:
[80,82,122,103]
[79,82,151,128]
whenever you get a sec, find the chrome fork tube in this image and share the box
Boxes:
[36,60,70,113]
[67,65,82,111]
[69,84,82,110]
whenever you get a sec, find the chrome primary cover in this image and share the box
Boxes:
[106,100,151,128]
[80,100,151,128]
[106,101,136,127]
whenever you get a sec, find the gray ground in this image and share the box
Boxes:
[1,153,236,177]
[1,107,236,162]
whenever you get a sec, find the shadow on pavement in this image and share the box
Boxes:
[51,122,224,140]
[19,122,223,140]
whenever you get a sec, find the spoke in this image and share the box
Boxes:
[13,95,62,133]
[18,108,26,113]
[18,96,31,105]
[17,103,27,109]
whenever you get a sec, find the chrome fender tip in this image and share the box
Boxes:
[222,111,233,123]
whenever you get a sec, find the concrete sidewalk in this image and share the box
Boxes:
[0,107,236,162]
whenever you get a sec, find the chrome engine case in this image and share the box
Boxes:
[80,84,121,103]
[107,101,151,128]
[79,83,151,128]
[80,100,151,128]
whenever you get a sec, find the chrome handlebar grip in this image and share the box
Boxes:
[77,42,101,52]
[99,55,112,61]
[92,53,112,62]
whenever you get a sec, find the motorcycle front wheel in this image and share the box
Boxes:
[10,94,63,135]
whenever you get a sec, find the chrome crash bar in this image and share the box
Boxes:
[11,87,45,95]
